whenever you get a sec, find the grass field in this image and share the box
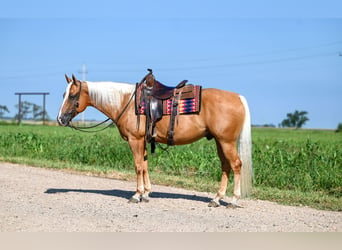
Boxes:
[0,123,341,211]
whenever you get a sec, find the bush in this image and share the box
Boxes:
[336,123,342,133]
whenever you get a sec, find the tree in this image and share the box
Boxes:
[0,105,10,118]
[32,103,50,121]
[281,110,309,128]
[15,101,33,120]
[14,101,50,121]
[336,123,342,133]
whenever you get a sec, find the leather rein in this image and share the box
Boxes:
[67,80,137,133]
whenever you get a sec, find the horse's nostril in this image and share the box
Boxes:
[57,114,69,127]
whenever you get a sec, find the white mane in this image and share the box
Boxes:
[86,81,135,109]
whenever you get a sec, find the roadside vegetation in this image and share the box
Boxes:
[0,124,341,211]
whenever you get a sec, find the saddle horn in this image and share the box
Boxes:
[138,68,155,87]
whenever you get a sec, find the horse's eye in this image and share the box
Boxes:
[69,94,76,100]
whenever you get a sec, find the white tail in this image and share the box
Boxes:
[238,95,253,198]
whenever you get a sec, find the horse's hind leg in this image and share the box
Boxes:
[209,140,242,208]
[208,140,231,207]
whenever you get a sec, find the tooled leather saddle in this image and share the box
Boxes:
[135,69,202,153]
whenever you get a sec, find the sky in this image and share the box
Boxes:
[0,1,341,129]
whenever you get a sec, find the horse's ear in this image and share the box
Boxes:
[65,74,72,84]
[72,74,78,85]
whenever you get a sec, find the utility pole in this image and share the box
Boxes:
[78,64,87,124]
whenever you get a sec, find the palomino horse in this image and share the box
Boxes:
[57,74,252,207]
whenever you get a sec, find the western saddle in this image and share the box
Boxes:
[135,69,194,153]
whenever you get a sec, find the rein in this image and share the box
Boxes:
[68,82,137,133]
[68,118,113,133]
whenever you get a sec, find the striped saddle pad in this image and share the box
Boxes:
[137,84,202,115]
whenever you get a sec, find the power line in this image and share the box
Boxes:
[82,40,342,67]
[225,40,342,60]
[158,51,339,71]
[95,51,340,73]
[0,50,340,80]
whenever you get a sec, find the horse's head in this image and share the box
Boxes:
[57,74,88,126]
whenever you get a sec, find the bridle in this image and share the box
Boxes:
[66,80,137,133]
[66,80,82,119]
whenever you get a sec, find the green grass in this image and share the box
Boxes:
[253,128,341,194]
[0,124,341,211]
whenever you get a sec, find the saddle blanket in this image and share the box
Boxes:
[137,85,202,115]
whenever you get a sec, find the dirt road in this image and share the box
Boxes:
[0,162,341,232]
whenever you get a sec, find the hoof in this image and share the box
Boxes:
[141,191,151,203]
[128,196,141,203]
[226,203,243,209]
[208,200,220,208]
[141,196,150,203]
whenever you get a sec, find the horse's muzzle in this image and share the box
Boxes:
[57,114,71,127]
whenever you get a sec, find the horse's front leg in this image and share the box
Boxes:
[128,138,151,203]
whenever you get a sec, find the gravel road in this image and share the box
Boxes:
[0,162,341,232]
